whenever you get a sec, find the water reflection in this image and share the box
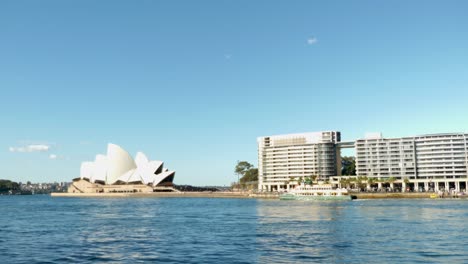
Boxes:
[256,200,351,263]
[255,199,468,263]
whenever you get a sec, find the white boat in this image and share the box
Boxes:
[279,184,352,201]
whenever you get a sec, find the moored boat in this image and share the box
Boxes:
[279,184,352,201]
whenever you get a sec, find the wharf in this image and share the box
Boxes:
[51,191,257,199]
[351,192,468,199]
[51,192,465,199]
[351,193,429,199]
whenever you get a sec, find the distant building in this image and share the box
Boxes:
[355,133,468,192]
[258,131,468,193]
[257,131,341,192]
[68,143,176,193]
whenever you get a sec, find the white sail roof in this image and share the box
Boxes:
[106,143,137,184]
[116,169,136,183]
[77,143,174,187]
[80,162,94,180]
[152,170,175,187]
[135,152,149,167]
[91,154,107,183]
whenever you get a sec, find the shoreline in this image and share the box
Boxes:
[352,193,433,199]
[50,192,465,199]
[50,192,263,199]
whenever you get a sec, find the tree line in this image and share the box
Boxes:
[0,179,20,194]
[234,161,258,189]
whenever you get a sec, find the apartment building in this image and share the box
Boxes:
[355,133,416,178]
[355,133,468,191]
[257,131,340,191]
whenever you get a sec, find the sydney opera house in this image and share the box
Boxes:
[68,143,176,193]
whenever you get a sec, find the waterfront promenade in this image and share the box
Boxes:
[51,191,465,199]
[51,191,277,199]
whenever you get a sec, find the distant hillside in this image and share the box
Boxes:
[0,179,20,194]
[174,185,227,192]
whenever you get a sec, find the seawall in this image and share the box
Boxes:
[51,192,445,199]
[352,193,430,199]
[51,192,260,199]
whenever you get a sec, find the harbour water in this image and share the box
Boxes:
[1,196,467,263]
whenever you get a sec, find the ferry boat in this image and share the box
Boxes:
[279,184,352,201]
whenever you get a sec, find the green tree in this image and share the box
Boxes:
[356,176,367,190]
[299,176,305,184]
[347,177,357,189]
[340,178,349,188]
[367,177,377,186]
[234,161,259,191]
[341,156,356,175]
[235,161,253,183]
[0,179,20,194]
[311,175,318,182]
[240,168,258,183]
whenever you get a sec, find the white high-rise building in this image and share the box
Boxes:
[257,131,341,191]
[355,133,468,191]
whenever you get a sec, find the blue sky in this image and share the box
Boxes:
[1,0,467,185]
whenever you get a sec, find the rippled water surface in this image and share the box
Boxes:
[1,196,467,263]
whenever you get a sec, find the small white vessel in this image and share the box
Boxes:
[279,184,352,201]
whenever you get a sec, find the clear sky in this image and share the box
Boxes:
[1,0,467,185]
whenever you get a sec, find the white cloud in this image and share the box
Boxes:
[9,144,50,153]
[49,154,57,160]
[307,37,318,45]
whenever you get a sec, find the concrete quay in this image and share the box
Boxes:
[351,192,431,199]
[352,192,468,199]
[51,191,466,199]
[51,191,258,199]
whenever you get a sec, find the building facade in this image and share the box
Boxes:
[355,133,416,178]
[258,131,341,191]
[355,133,468,192]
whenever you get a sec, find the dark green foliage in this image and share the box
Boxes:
[341,156,356,175]
[0,179,20,193]
[240,168,258,183]
[234,161,258,188]
[235,161,253,177]
[174,185,219,192]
